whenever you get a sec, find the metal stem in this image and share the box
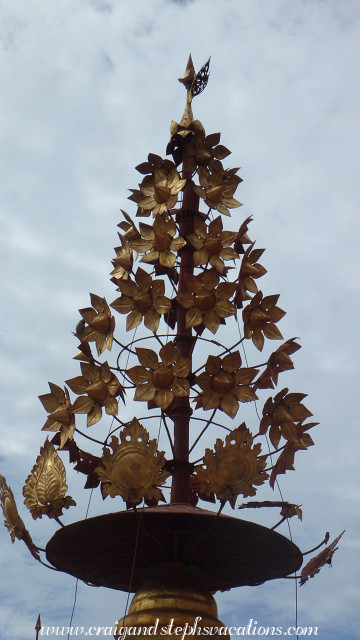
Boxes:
[170,172,199,503]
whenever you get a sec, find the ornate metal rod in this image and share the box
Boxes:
[170,174,199,504]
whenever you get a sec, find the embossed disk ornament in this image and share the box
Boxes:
[195,424,268,507]
[1,55,342,637]
[96,418,170,507]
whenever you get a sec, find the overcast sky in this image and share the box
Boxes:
[1,1,359,639]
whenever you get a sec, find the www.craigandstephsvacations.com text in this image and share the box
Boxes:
[39,617,319,636]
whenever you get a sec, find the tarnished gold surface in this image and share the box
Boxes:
[114,563,228,640]
[39,382,75,449]
[196,351,258,419]
[66,360,123,427]
[129,216,186,266]
[195,424,268,507]
[129,155,186,218]
[127,342,190,410]
[1,475,27,542]
[188,216,238,274]
[23,440,76,520]
[176,270,236,334]
[111,267,171,333]
[0,475,40,559]
[78,293,115,356]
[95,418,170,506]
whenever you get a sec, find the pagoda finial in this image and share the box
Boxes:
[178,55,210,128]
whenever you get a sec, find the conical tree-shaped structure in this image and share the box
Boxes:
[0,57,342,637]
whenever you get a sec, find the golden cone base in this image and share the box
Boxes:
[114,563,228,640]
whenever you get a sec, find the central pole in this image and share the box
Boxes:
[170,169,199,504]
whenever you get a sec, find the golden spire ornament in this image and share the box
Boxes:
[1,56,342,638]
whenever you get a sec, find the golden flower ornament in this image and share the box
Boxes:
[235,244,267,306]
[66,361,123,427]
[188,215,238,274]
[176,270,236,334]
[182,129,231,174]
[243,291,285,351]
[110,211,139,284]
[111,239,133,284]
[23,440,76,520]
[196,351,258,419]
[78,293,115,356]
[95,418,170,506]
[255,339,301,391]
[260,387,313,448]
[110,267,171,333]
[39,382,75,449]
[128,154,186,217]
[130,216,186,269]
[192,161,242,216]
[127,342,190,410]
[195,424,268,507]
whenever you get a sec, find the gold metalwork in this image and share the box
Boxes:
[1,474,27,542]
[192,162,242,216]
[66,361,122,427]
[260,387,313,446]
[39,382,75,449]
[195,424,268,507]
[23,440,76,520]
[182,128,230,174]
[176,55,211,130]
[127,342,190,410]
[242,291,285,351]
[111,267,171,333]
[0,475,40,559]
[78,293,115,356]
[114,562,228,640]
[129,154,186,217]
[95,418,170,506]
[236,243,267,303]
[176,270,236,334]
[196,351,258,419]
[188,215,238,274]
[130,215,186,268]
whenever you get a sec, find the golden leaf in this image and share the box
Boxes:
[127,366,151,385]
[87,403,103,427]
[134,383,157,402]
[144,308,161,333]
[23,440,76,520]
[155,388,175,409]
[1,475,27,543]
[0,475,40,560]
[223,351,241,372]
[66,376,89,395]
[203,309,221,334]
[220,393,239,419]
[126,309,143,331]
[72,395,94,414]
[136,347,158,369]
